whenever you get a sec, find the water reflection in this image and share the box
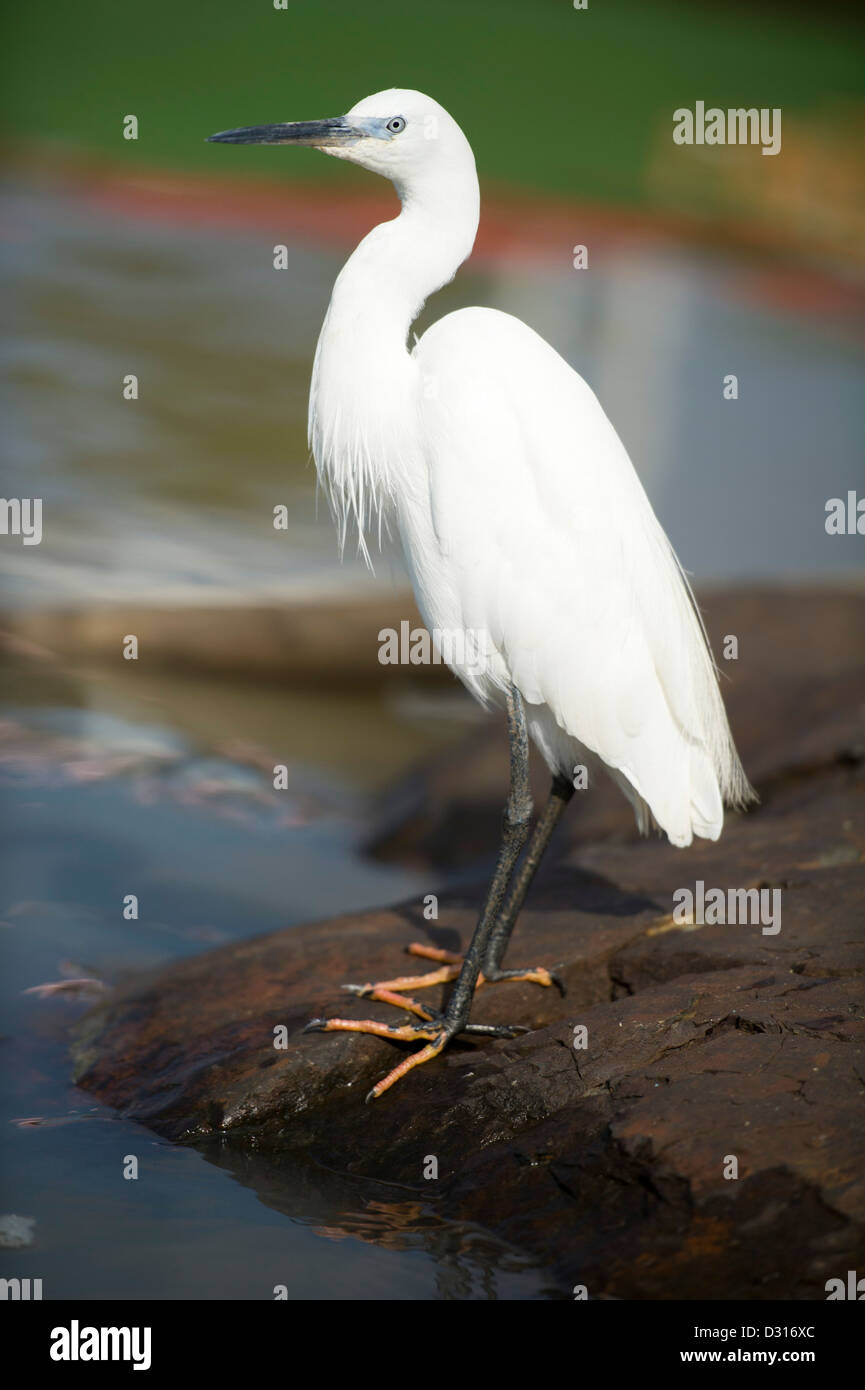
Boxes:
[196,1140,559,1300]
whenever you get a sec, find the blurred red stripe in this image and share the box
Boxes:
[35,160,865,323]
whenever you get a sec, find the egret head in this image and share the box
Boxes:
[208,88,474,194]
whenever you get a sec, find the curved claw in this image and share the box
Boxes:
[482,964,566,995]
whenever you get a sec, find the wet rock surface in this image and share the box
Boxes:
[71,587,865,1297]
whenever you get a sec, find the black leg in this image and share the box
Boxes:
[481,773,573,980]
[434,683,533,1032]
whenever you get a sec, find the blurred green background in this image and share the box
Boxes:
[3,0,864,211]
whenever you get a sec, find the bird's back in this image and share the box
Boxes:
[410,306,754,847]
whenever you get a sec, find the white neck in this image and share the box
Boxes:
[308,157,480,562]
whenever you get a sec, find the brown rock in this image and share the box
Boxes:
[70,586,865,1296]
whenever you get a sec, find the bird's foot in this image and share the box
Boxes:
[342,941,563,1003]
[303,1006,528,1102]
[309,942,557,1100]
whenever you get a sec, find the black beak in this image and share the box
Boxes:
[206,117,363,146]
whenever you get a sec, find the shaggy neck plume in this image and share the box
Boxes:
[308,158,479,563]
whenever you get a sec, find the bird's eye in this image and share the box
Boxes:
[386,116,406,135]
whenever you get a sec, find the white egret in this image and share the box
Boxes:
[208,90,755,1100]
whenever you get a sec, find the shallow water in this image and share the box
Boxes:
[2,656,553,1299]
[1,177,863,1298]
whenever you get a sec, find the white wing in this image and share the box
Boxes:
[413,307,753,847]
